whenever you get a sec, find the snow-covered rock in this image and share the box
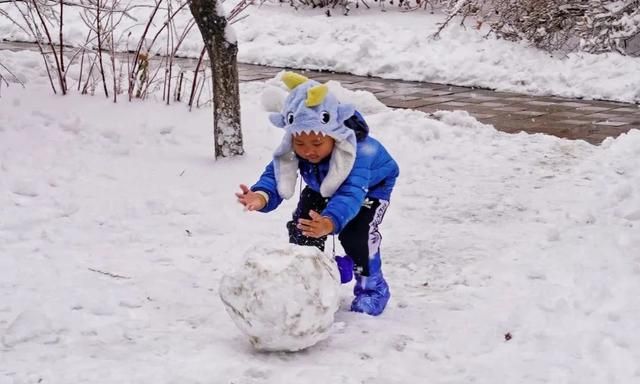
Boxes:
[219,244,341,352]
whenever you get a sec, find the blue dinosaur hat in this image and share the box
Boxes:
[269,72,357,199]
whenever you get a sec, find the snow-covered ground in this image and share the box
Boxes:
[1,2,640,103]
[1,45,640,382]
[2,2,640,381]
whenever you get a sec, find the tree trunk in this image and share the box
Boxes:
[189,0,244,159]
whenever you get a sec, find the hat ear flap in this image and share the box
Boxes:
[269,113,286,128]
[273,134,299,199]
[320,135,356,198]
[336,103,356,124]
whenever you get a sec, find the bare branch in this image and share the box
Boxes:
[128,0,162,101]
[88,267,131,279]
[0,61,26,87]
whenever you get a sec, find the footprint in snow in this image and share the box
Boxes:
[391,334,413,352]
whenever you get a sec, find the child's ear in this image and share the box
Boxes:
[269,113,286,128]
[336,103,356,124]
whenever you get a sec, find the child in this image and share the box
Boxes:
[236,72,399,316]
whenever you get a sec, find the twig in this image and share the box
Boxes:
[0,61,26,87]
[433,0,471,39]
[88,267,131,279]
[196,69,208,107]
[12,0,58,94]
[227,0,253,22]
[176,70,183,101]
[145,0,190,54]
[31,0,67,94]
[77,26,93,91]
[110,0,118,102]
[166,16,196,104]
[59,0,64,82]
[188,46,206,111]
[81,54,97,94]
[164,0,173,104]
[0,7,31,36]
[139,54,166,99]
[95,0,109,98]
[128,0,162,101]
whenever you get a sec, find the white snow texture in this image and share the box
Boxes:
[219,244,341,352]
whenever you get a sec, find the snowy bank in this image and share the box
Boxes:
[1,3,639,103]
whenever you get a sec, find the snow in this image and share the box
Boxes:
[1,3,640,382]
[1,3,640,102]
[1,49,639,381]
[2,310,58,348]
[231,6,640,103]
[219,244,341,352]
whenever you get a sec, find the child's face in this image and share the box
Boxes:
[292,132,335,164]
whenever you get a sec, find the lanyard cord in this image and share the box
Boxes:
[332,234,336,257]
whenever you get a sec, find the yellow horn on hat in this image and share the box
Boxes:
[282,72,309,90]
[305,84,328,107]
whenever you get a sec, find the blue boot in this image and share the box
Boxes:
[351,271,390,316]
[334,255,354,284]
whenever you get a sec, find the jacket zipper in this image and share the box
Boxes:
[312,164,321,187]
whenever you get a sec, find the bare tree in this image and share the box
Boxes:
[189,0,244,159]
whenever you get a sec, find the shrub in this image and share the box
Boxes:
[437,0,640,55]
[277,0,640,55]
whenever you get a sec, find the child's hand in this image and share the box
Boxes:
[235,184,267,211]
[297,210,334,238]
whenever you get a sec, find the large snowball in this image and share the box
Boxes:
[219,244,341,352]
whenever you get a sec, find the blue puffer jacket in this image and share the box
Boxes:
[252,113,399,234]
